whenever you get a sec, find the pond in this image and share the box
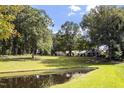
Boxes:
[0,67,97,88]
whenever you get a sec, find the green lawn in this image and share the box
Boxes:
[51,63,124,88]
[0,55,91,77]
[1,55,124,87]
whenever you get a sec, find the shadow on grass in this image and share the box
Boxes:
[0,55,120,67]
[0,56,41,62]
[39,56,118,68]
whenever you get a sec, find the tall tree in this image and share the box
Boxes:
[0,6,53,58]
[14,6,53,59]
[76,35,90,51]
[80,5,124,60]
[52,30,66,53]
[0,5,23,55]
[55,21,80,56]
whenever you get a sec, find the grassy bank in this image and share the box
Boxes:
[1,55,124,88]
[51,63,124,88]
[0,55,91,77]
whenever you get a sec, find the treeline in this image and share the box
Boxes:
[53,6,124,60]
[52,21,89,56]
[0,6,53,59]
[80,6,124,60]
[1,5,124,60]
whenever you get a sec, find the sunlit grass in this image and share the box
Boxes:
[52,63,124,88]
[0,55,91,77]
[1,55,124,88]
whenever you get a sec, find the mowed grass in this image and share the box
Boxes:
[0,55,91,77]
[0,55,91,71]
[1,55,124,87]
[51,63,124,88]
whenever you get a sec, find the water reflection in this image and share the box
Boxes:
[0,67,97,88]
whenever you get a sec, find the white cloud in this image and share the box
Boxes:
[69,5,81,12]
[68,5,81,16]
[68,12,75,16]
[86,5,97,12]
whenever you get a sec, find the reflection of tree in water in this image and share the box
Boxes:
[0,73,72,88]
[39,75,54,88]
[0,74,71,88]
[0,68,96,88]
[37,74,72,88]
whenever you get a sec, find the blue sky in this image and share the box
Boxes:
[32,5,93,33]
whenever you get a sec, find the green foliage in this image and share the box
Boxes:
[53,21,81,55]
[111,42,122,59]
[80,5,124,59]
[0,5,53,56]
[76,35,90,50]
[14,6,53,56]
[52,30,66,52]
[0,5,24,40]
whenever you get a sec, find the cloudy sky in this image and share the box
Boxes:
[32,5,96,33]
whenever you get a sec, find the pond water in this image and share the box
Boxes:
[0,67,97,88]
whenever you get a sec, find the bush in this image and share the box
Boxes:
[111,44,122,60]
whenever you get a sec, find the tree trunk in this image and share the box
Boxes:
[120,44,124,58]
[1,39,7,55]
[1,46,6,55]
[15,47,18,55]
[108,45,112,61]
[69,50,72,56]
[32,48,35,60]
